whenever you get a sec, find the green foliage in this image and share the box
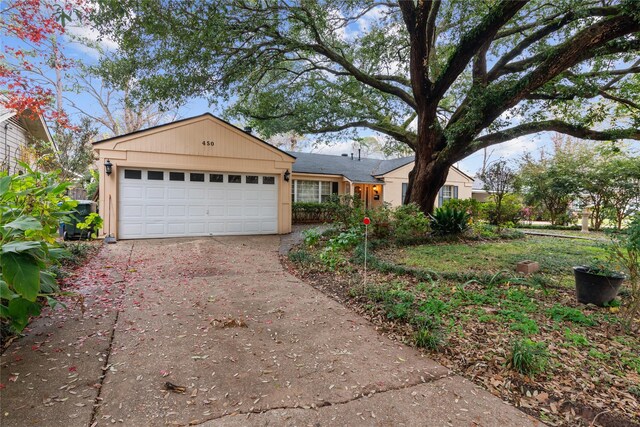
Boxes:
[547,305,596,326]
[480,194,523,227]
[509,338,549,376]
[608,213,640,328]
[563,328,589,346]
[0,165,75,332]
[392,203,431,241]
[443,198,482,220]
[318,227,362,269]
[302,227,322,247]
[292,202,335,223]
[413,316,446,351]
[288,249,315,265]
[76,213,103,239]
[429,206,470,235]
[366,203,393,238]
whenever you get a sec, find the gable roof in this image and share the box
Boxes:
[0,96,53,143]
[92,112,296,159]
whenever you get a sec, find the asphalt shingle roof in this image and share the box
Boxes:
[288,151,414,183]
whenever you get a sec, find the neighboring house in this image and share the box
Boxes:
[288,151,474,209]
[471,178,490,202]
[93,113,474,240]
[0,99,52,174]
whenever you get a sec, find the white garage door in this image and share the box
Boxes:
[118,168,279,239]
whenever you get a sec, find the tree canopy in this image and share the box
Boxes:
[91,0,640,212]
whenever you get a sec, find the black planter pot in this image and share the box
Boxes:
[573,266,625,306]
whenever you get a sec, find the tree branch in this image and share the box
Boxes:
[467,120,640,156]
[305,120,416,147]
[431,0,526,101]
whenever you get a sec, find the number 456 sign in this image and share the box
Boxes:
[202,140,215,146]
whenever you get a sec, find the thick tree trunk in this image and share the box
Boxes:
[404,124,450,213]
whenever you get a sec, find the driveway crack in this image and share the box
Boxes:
[190,373,454,426]
[88,242,135,427]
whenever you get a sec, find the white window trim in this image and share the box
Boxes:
[292,180,333,203]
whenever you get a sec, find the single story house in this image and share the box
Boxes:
[93,113,474,239]
[0,97,53,174]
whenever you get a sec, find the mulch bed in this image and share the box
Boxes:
[282,253,640,427]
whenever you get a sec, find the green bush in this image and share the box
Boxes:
[292,202,334,223]
[443,198,482,219]
[1,164,76,333]
[302,227,322,247]
[392,203,430,240]
[366,203,393,238]
[480,194,523,226]
[430,206,470,235]
[330,195,364,229]
[509,338,549,376]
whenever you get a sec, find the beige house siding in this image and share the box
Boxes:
[380,162,474,207]
[1,117,28,174]
[94,115,295,238]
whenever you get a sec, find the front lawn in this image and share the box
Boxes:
[390,236,607,287]
[287,234,640,427]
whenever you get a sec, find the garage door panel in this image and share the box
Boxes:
[244,190,260,201]
[145,223,166,235]
[226,222,243,233]
[167,188,186,200]
[188,206,206,217]
[146,187,165,199]
[121,205,143,218]
[188,222,206,234]
[122,186,144,199]
[119,169,278,239]
[243,205,260,217]
[166,205,185,217]
[167,223,186,234]
[146,205,165,216]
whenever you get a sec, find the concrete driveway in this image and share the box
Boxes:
[1,236,540,426]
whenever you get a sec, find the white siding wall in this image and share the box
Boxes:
[0,117,27,174]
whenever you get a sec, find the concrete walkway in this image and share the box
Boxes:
[1,236,541,426]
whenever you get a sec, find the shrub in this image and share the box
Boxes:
[292,202,334,223]
[509,338,549,376]
[302,227,322,247]
[480,194,523,226]
[1,164,76,333]
[329,195,364,229]
[366,203,393,238]
[392,203,430,241]
[443,198,482,220]
[76,213,103,238]
[429,206,470,235]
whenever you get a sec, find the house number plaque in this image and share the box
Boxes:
[202,140,215,146]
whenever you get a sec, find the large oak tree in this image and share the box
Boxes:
[91,0,640,212]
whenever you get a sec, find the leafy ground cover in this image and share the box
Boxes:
[390,236,607,287]
[285,234,640,427]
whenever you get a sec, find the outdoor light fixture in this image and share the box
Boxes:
[104,159,113,176]
[284,169,290,182]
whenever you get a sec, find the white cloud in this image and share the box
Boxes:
[65,25,119,59]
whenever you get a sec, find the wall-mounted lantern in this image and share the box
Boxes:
[104,159,113,176]
[284,169,290,182]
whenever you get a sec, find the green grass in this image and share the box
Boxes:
[399,236,606,287]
